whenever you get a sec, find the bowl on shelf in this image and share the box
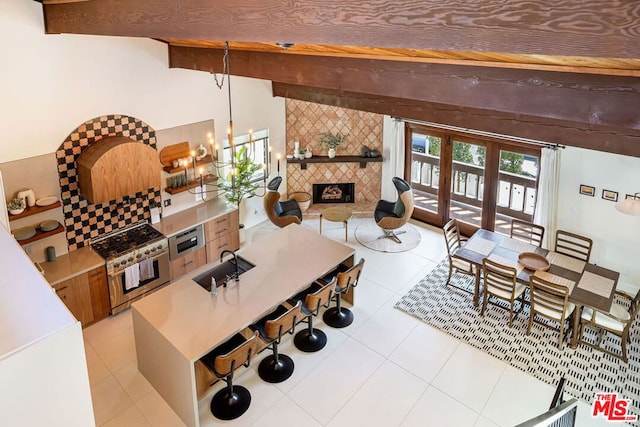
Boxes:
[518,252,550,271]
[13,226,36,241]
[35,196,58,207]
[9,208,25,215]
[40,220,60,232]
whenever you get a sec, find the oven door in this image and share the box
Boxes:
[108,251,170,313]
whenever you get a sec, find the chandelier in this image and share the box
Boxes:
[185,42,276,202]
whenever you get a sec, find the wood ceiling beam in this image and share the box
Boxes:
[272,83,640,158]
[169,46,640,133]
[42,0,640,60]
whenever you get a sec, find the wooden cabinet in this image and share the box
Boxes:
[204,210,240,263]
[170,246,207,280]
[88,266,110,321]
[53,266,109,327]
[76,136,161,204]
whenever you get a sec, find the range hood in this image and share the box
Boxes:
[76,136,161,205]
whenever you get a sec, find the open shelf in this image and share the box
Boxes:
[287,155,382,170]
[17,223,65,246]
[162,155,214,174]
[164,175,218,195]
[8,200,62,221]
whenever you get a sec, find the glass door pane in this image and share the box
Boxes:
[410,132,441,216]
[449,140,486,228]
[494,150,539,235]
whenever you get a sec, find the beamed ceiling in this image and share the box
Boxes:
[39,0,640,157]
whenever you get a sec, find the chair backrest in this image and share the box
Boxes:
[263,190,301,227]
[335,258,365,292]
[510,219,545,248]
[628,289,640,325]
[555,230,592,262]
[393,177,414,220]
[482,258,518,297]
[529,273,571,322]
[443,219,463,257]
[264,301,302,340]
[213,331,259,377]
[304,277,336,313]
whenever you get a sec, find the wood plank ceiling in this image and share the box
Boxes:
[40,0,640,156]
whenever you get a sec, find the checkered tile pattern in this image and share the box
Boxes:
[395,260,640,421]
[56,115,161,250]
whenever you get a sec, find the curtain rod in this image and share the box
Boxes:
[393,117,565,150]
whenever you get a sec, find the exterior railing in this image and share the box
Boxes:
[411,152,537,221]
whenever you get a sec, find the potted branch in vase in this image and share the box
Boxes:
[217,146,261,241]
[319,131,348,159]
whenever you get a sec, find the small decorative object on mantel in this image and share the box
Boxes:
[361,146,371,158]
[305,147,312,158]
[319,131,348,159]
[369,150,381,158]
[7,196,26,215]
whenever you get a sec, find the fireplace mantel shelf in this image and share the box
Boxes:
[287,155,382,170]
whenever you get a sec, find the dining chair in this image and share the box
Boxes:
[443,219,475,291]
[199,331,259,420]
[554,230,592,262]
[481,257,526,327]
[510,219,545,248]
[579,289,640,362]
[527,273,575,348]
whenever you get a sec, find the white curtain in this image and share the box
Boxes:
[533,147,560,249]
[381,116,405,200]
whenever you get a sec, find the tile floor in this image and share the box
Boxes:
[85,218,612,426]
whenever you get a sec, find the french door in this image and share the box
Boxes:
[406,123,540,237]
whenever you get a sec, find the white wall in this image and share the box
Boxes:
[0,0,284,228]
[557,147,640,286]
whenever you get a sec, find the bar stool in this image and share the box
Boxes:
[199,331,259,421]
[252,301,302,383]
[288,277,336,352]
[322,258,365,328]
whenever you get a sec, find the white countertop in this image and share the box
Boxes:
[152,198,237,237]
[40,246,105,286]
[0,225,76,359]
[132,223,355,361]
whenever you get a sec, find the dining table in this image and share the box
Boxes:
[454,228,620,348]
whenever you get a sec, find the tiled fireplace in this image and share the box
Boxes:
[285,99,383,212]
[313,183,355,204]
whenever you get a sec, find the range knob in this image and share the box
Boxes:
[127,257,134,262]
[144,250,150,255]
[136,253,142,259]
[150,246,157,252]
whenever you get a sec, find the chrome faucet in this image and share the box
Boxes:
[220,249,240,284]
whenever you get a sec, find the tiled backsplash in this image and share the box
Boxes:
[56,115,161,250]
[285,99,383,203]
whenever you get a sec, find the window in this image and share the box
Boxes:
[221,128,270,182]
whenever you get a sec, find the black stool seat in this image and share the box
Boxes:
[199,332,258,421]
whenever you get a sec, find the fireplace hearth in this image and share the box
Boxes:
[313,183,355,204]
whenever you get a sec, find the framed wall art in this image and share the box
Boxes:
[579,184,595,197]
[602,189,618,202]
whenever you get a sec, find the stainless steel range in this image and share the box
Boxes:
[91,221,169,314]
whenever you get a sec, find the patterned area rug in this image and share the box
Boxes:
[395,259,640,422]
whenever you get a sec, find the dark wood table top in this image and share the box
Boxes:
[456,229,619,312]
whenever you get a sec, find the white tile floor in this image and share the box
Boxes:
[84,218,611,426]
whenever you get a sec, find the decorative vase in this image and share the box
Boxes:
[305,150,312,159]
[328,148,336,159]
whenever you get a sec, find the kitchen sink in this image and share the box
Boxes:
[192,256,255,291]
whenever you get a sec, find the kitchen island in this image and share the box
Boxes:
[132,223,355,427]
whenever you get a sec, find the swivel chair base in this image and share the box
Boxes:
[294,328,327,352]
[210,385,251,420]
[323,307,354,328]
[377,229,406,244]
[258,354,294,383]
